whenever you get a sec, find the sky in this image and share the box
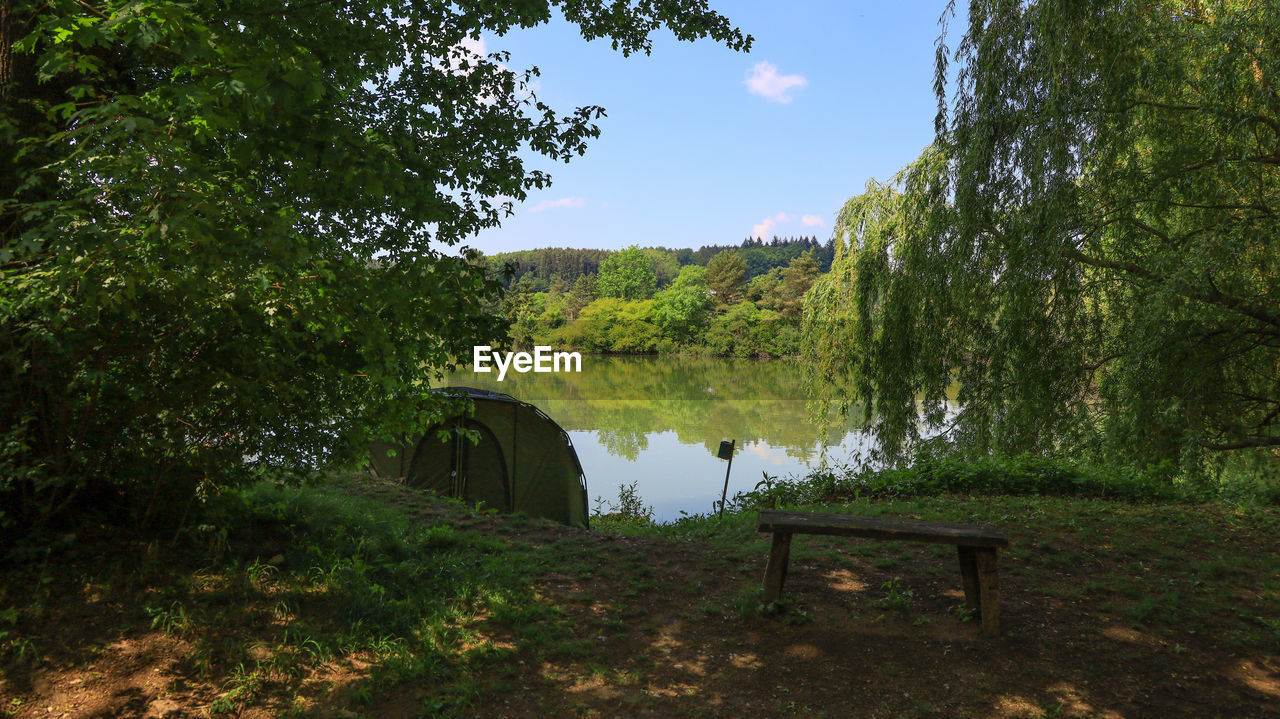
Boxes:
[469,1,954,254]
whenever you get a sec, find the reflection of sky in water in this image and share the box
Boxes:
[572,425,882,523]
[745,440,790,466]
[444,357,955,523]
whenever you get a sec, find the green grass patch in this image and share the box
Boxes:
[726,454,1280,509]
[2,475,586,717]
[594,491,1280,643]
[6,470,1280,718]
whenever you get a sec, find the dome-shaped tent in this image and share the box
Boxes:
[369,388,589,528]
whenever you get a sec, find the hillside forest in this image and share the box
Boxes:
[487,237,833,357]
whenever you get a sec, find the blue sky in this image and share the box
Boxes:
[470,1,953,254]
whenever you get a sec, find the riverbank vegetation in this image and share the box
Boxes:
[725,454,1280,513]
[490,239,831,357]
[7,0,1275,534]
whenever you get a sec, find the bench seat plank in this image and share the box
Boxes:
[757,510,1008,548]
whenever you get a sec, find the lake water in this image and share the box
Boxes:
[443,355,898,522]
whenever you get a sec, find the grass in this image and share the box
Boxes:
[1,473,1278,717]
[1,476,603,717]
[729,453,1280,509]
[595,492,1280,646]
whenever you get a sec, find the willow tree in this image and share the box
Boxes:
[0,1,749,529]
[803,0,1279,479]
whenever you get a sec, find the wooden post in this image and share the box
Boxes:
[762,532,792,604]
[957,545,981,616]
[975,548,1000,635]
[718,439,736,519]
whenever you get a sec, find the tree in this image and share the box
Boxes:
[706,250,747,306]
[596,245,658,300]
[566,273,597,321]
[745,269,782,305]
[762,250,820,319]
[515,273,550,294]
[485,247,611,286]
[504,287,543,350]
[804,0,1280,478]
[641,248,681,288]
[652,265,714,343]
[0,1,749,529]
[572,297,657,354]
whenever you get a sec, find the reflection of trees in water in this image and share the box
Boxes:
[459,355,813,401]
[544,398,867,458]
[784,442,820,464]
[444,356,876,460]
[594,427,649,461]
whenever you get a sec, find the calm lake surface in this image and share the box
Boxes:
[443,355,917,522]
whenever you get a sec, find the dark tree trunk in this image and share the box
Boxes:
[1,3,40,233]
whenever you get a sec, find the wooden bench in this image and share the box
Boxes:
[757,510,1009,635]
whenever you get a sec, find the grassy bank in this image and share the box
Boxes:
[2,473,1278,717]
[722,454,1280,511]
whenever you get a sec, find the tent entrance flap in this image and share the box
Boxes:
[406,419,511,513]
[370,388,588,528]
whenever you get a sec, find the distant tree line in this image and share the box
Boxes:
[483,248,613,291]
[679,236,833,277]
[496,245,824,357]
[486,236,833,293]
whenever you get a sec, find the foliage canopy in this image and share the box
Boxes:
[0,0,748,528]
[803,0,1280,480]
[706,249,747,306]
[651,265,714,343]
[596,244,658,300]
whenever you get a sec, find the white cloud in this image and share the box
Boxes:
[751,212,790,239]
[752,211,825,239]
[457,34,486,58]
[744,61,808,104]
[529,197,586,213]
[751,217,776,239]
[449,34,541,102]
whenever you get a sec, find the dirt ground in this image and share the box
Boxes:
[3,479,1278,718]
[477,529,1279,718]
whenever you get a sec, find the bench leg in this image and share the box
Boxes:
[762,532,793,605]
[975,548,1000,635]
[957,545,981,615]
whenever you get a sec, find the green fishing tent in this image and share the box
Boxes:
[369,388,589,528]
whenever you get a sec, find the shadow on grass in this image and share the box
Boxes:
[0,477,591,717]
[3,479,1278,718]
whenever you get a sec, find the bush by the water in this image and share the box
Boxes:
[728,455,1280,512]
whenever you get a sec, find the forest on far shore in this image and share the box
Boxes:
[484,236,833,357]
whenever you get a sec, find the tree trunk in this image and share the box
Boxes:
[1,3,39,227]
